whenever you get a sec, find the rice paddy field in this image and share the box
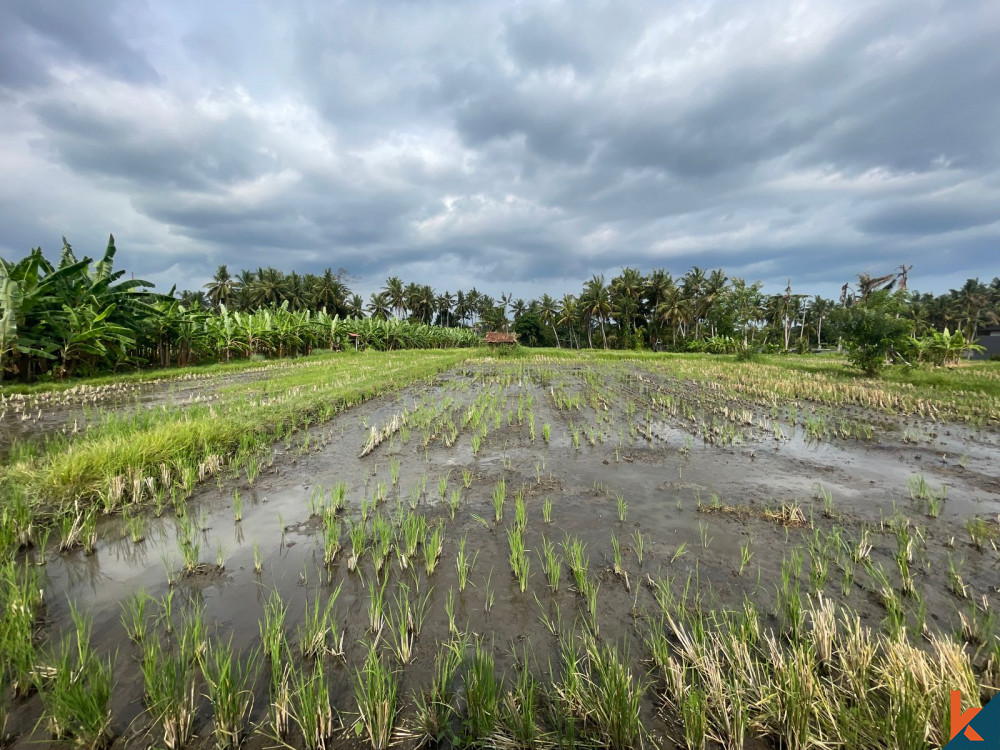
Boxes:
[1,349,999,749]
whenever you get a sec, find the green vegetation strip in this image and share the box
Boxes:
[1,350,474,519]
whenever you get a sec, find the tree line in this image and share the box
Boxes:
[192,264,998,352]
[2,236,997,381]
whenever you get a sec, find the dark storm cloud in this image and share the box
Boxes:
[0,1,159,91]
[1,0,999,299]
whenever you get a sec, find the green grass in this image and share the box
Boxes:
[0,350,474,531]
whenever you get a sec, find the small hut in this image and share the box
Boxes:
[485,331,517,349]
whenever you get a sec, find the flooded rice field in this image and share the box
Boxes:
[2,354,999,749]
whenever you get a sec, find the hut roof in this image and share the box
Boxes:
[484,331,517,344]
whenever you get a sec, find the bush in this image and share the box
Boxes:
[841,306,912,376]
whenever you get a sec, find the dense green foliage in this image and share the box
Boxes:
[0,238,479,382]
[3,236,997,381]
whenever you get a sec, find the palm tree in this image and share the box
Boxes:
[611,267,644,340]
[204,264,235,310]
[810,296,833,348]
[346,294,364,318]
[682,267,707,339]
[581,275,611,348]
[511,298,528,322]
[644,269,673,341]
[409,284,435,324]
[538,293,560,347]
[700,269,729,337]
[233,269,256,311]
[436,291,455,326]
[655,287,687,346]
[313,268,348,314]
[383,276,406,319]
[253,267,286,308]
[284,271,306,311]
[557,295,579,349]
[953,278,990,340]
[367,292,391,320]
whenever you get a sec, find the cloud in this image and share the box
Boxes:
[0,0,998,303]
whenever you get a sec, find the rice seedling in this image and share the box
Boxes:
[542,423,551,443]
[463,638,501,743]
[448,489,461,520]
[438,473,449,500]
[299,583,344,660]
[202,637,256,750]
[483,569,496,613]
[617,493,628,523]
[698,520,712,549]
[967,517,997,551]
[125,510,146,544]
[330,481,348,513]
[582,641,645,750]
[507,525,531,592]
[563,535,589,593]
[777,551,804,638]
[179,605,208,666]
[462,468,474,489]
[367,576,389,634]
[35,606,114,749]
[244,453,260,486]
[176,512,200,575]
[948,554,970,599]
[352,642,398,750]
[232,488,243,522]
[289,660,336,750]
[492,478,507,523]
[611,532,623,575]
[671,542,688,564]
[630,529,645,566]
[121,590,150,644]
[445,587,457,636]
[960,596,996,645]
[425,523,444,576]
[348,520,366,572]
[738,539,753,576]
[539,536,562,592]
[140,633,197,750]
[513,489,528,531]
[542,497,553,524]
[413,639,463,747]
[389,458,400,486]
[813,482,835,518]
[456,535,477,592]
[398,511,425,572]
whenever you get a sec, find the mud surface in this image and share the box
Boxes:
[6,359,1000,748]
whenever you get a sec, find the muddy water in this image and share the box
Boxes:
[7,361,1000,749]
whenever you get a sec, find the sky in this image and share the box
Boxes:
[1,0,998,302]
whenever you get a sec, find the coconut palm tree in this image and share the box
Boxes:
[367,292,391,320]
[204,264,235,310]
[383,276,406,319]
[581,275,611,348]
[538,293,561,347]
